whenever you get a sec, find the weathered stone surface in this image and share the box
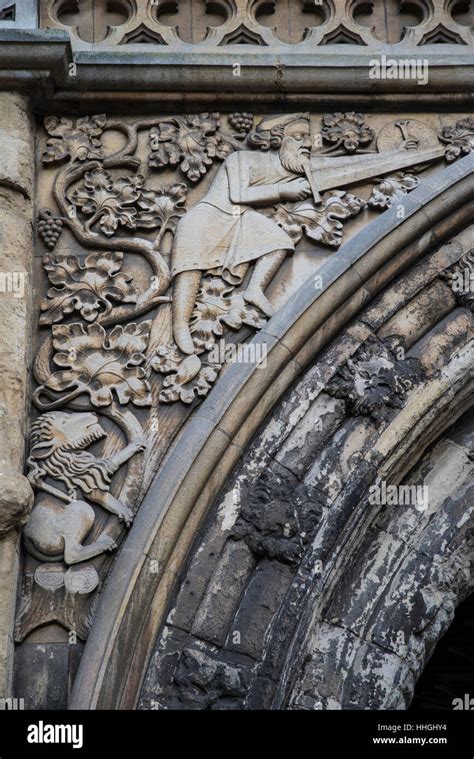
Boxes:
[137,227,473,711]
[225,559,293,660]
[289,622,414,710]
[0,93,34,198]
[191,540,255,647]
[0,471,33,537]
[13,642,71,710]
[0,9,472,713]
[0,91,34,700]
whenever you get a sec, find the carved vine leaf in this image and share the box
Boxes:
[320,112,375,153]
[42,115,106,164]
[136,183,187,232]
[68,169,144,236]
[44,321,152,407]
[190,275,267,352]
[151,273,267,403]
[368,172,420,210]
[149,113,235,182]
[152,348,221,404]
[439,117,474,163]
[272,191,366,248]
[40,251,137,325]
[326,336,422,424]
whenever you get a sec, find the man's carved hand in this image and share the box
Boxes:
[279,178,312,201]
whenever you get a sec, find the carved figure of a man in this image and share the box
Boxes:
[171,113,313,354]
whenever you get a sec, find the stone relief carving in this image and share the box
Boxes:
[440,248,474,312]
[326,336,423,424]
[149,113,238,182]
[17,407,144,634]
[35,321,152,409]
[172,647,250,711]
[26,411,144,540]
[439,117,474,163]
[17,108,471,641]
[231,470,325,565]
[154,114,451,399]
[169,113,315,355]
[367,172,420,210]
[39,251,137,324]
[320,112,375,154]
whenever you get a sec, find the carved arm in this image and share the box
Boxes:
[227,161,283,206]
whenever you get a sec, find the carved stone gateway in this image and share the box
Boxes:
[0,0,472,714]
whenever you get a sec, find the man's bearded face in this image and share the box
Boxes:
[279,122,311,174]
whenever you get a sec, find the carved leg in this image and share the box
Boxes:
[90,490,134,527]
[63,500,116,565]
[172,270,202,354]
[244,249,287,317]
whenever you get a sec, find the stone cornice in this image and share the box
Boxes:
[0,30,473,109]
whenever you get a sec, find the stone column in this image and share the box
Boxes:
[0,92,35,697]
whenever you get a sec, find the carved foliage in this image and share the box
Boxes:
[68,170,188,237]
[40,251,137,325]
[368,172,420,210]
[21,108,456,643]
[38,321,152,408]
[152,274,268,404]
[439,117,474,163]
[271,191,366,248]
[191,276,267,350]
[440,248,474,312]
[69,169,145,236]
[149,113,235,182]
[43,115,106,163]
[136,183,187,232]
[232,470,325,565]
[326,336,423,423]
[321,112,375,154]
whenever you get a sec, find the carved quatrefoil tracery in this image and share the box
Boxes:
[39,0,474,47]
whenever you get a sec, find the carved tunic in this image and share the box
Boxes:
[171,150,296,282]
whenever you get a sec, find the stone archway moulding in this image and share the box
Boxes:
[69,153,474,710]
[279,357,473,710]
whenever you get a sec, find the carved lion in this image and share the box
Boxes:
[24,411,145,564]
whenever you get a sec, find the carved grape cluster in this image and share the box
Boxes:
[37,209,63,250]
[229,112,253,134]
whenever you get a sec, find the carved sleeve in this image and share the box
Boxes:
[227,158,283,206]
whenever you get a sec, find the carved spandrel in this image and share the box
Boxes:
[18,108,473,642]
